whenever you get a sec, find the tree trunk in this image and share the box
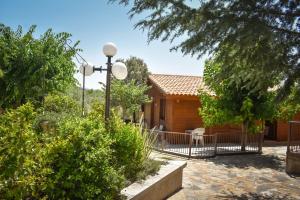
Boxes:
[241,121,247,152]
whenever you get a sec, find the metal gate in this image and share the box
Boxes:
[148,130,263,158]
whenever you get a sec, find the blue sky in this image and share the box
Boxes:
[0,0,206,89]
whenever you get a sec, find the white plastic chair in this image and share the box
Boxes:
[192,128,205,147]
[159,125,164,131]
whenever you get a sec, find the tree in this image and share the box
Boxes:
[111,80,151,122]
[112,56,151,122]
[199,56,276,150]
[200,56,276,127]
[112,0,300,101]
[66,86,104,113]
[0,24,79,109]
[276,87,300,120]
[117,56,150,85]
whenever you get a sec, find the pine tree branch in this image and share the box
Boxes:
[267,25,300,36]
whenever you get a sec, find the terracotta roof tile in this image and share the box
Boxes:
[148,74,212,96]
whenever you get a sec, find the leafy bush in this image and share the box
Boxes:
[34,93,81,133]
[134,159,164,183]
[0,103,38,199]
[0,24,78,109]
[0,103,124,199]
[108,114,155,183]
[0,101,158,199]
[35,117,124,199]
[67,86,104,113]
[87,102,157,182]
[43,93,81,115]
[111,122,147,181]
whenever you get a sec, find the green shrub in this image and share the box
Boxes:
[0,101,158,199]
[0,103,124,199]
[34,93,81,134]
[88,101,105,122]
[33,111,61,133]
[111,122,146,181]
[35,117,124,199]
[0,103,38,199]
[108,117,154,182]
[134,159,165,182]
[88,102,156,182]
[42,93,81,115]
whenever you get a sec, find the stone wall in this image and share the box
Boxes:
[286,152,300,174]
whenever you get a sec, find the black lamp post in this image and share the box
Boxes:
[80,42,127,120]
[104,56,112,120]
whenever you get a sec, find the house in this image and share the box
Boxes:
[143,74,238,134]
[143,73,298,141]
[143,74,206,132]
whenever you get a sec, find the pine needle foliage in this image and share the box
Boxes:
[111,0,300,101]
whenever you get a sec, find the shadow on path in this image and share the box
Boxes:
[217,192,295,200]
[207,154,285,171]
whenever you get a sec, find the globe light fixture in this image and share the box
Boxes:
[103,42,117,57]
[79,42,127,122]
[79,63,94,116]
[79,63,94,76]
[112,62,128,80]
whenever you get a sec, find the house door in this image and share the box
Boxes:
[265,120,277,140]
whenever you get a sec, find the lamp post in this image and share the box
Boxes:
[79,42,127,121]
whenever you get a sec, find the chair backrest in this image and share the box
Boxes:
[192,128,205,135]
[159,125,164,131]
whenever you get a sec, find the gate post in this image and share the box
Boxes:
[162,131,165,150]
[188,133,192,158]
[287,121,291,153]
[258,132,263,153]
[214,133,217,156]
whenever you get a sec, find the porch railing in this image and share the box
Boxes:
[148,129,263,158]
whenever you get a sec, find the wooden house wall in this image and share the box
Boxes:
[144,84,162,130]
[144,103,152,129]
[276,112,300,141]
[144,84,203,132]
[169,97,203,132]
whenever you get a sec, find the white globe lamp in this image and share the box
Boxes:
[112,62,127,80]
[79,63,94,76]
[103,42,117,57]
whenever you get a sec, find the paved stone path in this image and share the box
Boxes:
[151,146,300,200]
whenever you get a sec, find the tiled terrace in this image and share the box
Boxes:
[151,146,300,200]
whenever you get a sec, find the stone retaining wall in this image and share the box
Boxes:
[121,160,187,200]
[286,152,300,174]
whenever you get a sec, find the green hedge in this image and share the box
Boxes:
[0,98,153,199]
